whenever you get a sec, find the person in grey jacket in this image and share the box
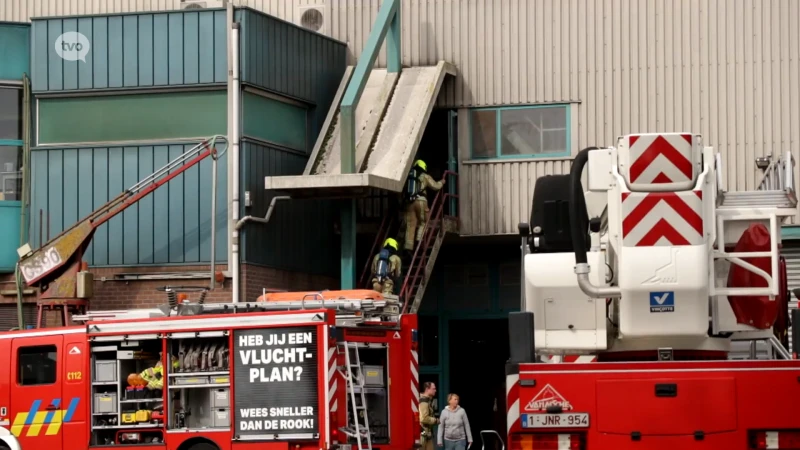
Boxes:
[437,393,473,450]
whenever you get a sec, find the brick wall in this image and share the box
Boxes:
[0,263,339,326]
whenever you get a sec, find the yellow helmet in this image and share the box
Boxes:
[414,160,427,171]
[383,238,399,251]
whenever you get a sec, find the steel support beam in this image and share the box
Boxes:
[340,199,357,290]
[339,0,400,174]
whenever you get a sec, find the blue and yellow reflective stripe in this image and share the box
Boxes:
[10,412,28,437]
[10,398,80,437]
[46,398,78,436]
[28,398,59,437]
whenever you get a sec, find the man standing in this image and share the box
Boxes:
[404,160,446,254]
[371,238,402,295]
[420,381,439,450]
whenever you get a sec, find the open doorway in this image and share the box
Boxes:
[448,318,509,448]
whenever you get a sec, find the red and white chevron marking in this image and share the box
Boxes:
[622,191,703,247]
[411,349,420,414]
[328,346,338,413]
[412,348,420,446]
[626,133,695,185]
[506,373,520,436]
[546,355,597,363]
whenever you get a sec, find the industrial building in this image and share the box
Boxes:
[1,0,799,437]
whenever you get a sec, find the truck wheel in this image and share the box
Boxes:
[188,443,218,450]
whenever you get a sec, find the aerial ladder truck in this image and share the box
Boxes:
[505,132,800,449]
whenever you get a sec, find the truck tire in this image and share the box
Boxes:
[188,443,218,450]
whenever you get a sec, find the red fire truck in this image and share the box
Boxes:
[0,289,420,450]
[503,133,800,449]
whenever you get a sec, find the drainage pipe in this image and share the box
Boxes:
[235,196,291,231]
[230,23,241,303]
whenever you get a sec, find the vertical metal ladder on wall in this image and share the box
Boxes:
[360,172,458,314]
[338,341,373,450]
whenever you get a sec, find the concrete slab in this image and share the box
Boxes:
[308,69,389,176]
[266,61,456,198]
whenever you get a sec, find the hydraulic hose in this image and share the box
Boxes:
[569,147,599,264]
[570,147,622,298]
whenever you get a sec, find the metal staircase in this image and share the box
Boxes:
[338,341,373,450]
[717,151,797,211]
[360,172,458,314]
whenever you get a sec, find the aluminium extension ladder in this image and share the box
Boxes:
[338,341,373,450]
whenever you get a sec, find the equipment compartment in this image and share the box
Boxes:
[166,334,231,431]
[88,338,166,447]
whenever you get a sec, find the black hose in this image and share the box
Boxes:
[569,147,601,265]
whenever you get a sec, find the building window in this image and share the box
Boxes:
[18,345,57,385]
[470,104,570,159]
[0,86,23,202]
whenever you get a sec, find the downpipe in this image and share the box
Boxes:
[230,23,241,303]
[570,147,621,299]
[235,196,291,231]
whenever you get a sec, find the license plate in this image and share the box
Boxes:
[522,413,589,428]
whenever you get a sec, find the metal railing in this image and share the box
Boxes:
[400,170,458,313]
[758,150,796,195]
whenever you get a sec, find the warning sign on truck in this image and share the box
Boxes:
[233,326,319,438]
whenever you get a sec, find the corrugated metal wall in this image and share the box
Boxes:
[0,304,37,331]
[0,22,30,80]
[240,139,336,274]
[783,245,800,353]
[235,10,345,276]
[236,8,347,144]
[5,0,799,237]
[29,143,228,266]
[30,10,227,92]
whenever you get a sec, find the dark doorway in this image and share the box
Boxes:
[448,318,509,448]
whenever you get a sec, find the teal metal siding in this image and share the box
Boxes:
[0,202,21,272]
[0,22,31,81]
[0,23,29,272]
[236,8,346,138]
[239,139,336,275]
[30,10,227,92]
[29,142,228,266]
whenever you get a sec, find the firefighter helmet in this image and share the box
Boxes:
[414,160,427,171]
[383,238,399,252]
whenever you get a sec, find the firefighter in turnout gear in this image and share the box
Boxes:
[371,238,402,295]
[419,381,439,450]
[137,355,180,390]
[404,160,446,252]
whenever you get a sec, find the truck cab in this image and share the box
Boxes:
[0,327,88,450]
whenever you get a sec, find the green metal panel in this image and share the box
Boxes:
[782,226,800,241]
[28,142,228,267]
[30,10,227,92]
[0,23,31,81]
[239,139,336,275]
[0,201,21,272]
[241,92,308,152]
[236,8,347,140]
[37,90,227,145]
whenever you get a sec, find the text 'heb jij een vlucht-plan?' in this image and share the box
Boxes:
[233,327,319,437]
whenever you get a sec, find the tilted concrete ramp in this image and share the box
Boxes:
[264,61,456,198]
